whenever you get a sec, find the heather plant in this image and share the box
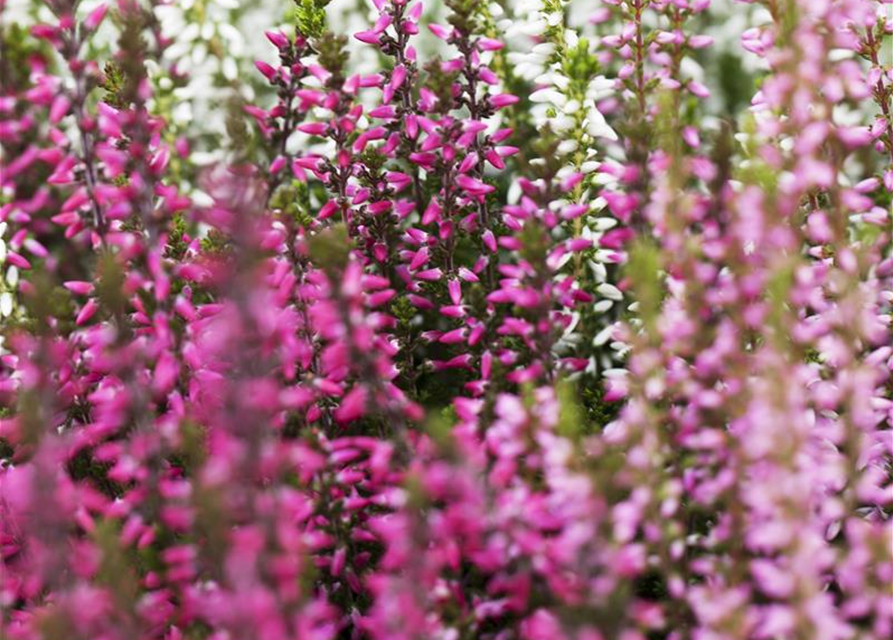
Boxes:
[0,1,890,640]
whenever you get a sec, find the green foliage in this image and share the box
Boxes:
[556,378,584,440]
[306,223,350,275]
[390,295,416,327]
[101,61,130,109]
[314,32,349,83]
[422,58,460,114]
[20,272,75,336]
[112,10,151,106]
[224,94,258,162]
[68,449,123,499]
[578,381,621,434]
[627,238,663,336]
[93,519,140,612]
[424,407,458,452]
[525,127,564,181]
[294,0,329,40]
[518,222,549,267]
[0,23,50,92]
[169,420,208,473]
[561,37,599,95]
[200,229,233,258]
[716,51,756,115]
[445,0,482,35]
[165,212,190,261]
[357,148,388,188]
[96,253,127,318]
[766,259,795,342]
[270,179,316,228]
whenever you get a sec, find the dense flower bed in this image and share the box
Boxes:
[0,0,891,639]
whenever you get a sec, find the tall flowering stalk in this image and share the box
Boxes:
[0,0,890,639]
[605,1,892,638]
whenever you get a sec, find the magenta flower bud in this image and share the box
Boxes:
[408,294,435,309]
[428,24,452,40]
[83,3,108,31]
[293,155,322,170]
[150,146,170,176]
[687,81,710,98]
[390,64,407,92]
[5,251,30,270]
[318,200,338,220]
[447,279,462,305]
[490,93,519,109]
[360,73,385,88]
[421,199,441,225]
[75,298,98,326]
[368,289,396,307]
[30,24,57,40]
[415,268,443,281]
[485,150,504,170]
[456,175,495,196]
[477,38,504,51]
[567,238,593,252]
[255,60,277,81]
[49,95,70,123]
[482,229,497,252]
[688,35,714,49]
[265,30,290,50]
[335,386,368,423]
[561,204,589,220]
[372,13,393,33]
[295,89,325,106]
[298,122,329,136]
[458,153,479,174]
[369,105,397,119]
[354,30,381,45]
[52,211,80,226]
[269,155,287,174]
[439,328,467,344]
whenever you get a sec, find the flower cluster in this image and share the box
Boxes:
[0,1,890,639]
